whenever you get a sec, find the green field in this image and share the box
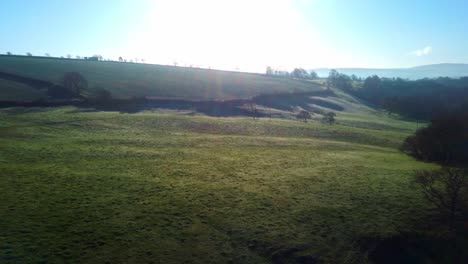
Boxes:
[0,56,439,263]
[0,56,322,101]
[0,107,434,263]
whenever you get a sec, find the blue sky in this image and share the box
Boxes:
[1,0,467,72]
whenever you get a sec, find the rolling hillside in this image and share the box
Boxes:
[0,56,384,122]
[1,57,455,263]
[0,106,429,263]
[0,56,322,101]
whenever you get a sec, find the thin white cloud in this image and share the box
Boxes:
[411,46,432,56]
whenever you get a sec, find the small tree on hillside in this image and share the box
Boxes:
[322,112,336,125]
[309,71,318,79]
[6,51,12,55]
[26,52,32,56]
[327,70,352,91]
[327,69,338,87]
[247,103,259,119]
[296,110,312,122]
[291,68,308,79]
[415,167,468,230]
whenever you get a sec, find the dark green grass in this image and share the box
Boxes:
[0,108,434,263]
[0,56,322,100]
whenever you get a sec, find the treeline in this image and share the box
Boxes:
[1,53,145,63]
[325,70,468,120]
[265,66,318,80]
[359,76,468,119]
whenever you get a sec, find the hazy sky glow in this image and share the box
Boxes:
[1,0,468,72]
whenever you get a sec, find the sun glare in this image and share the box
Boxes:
[124,0,344,72]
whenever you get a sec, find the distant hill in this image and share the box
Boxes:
[0,55,322,101]
[313,63,468,79]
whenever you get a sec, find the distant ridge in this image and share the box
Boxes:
[313,63,468,79]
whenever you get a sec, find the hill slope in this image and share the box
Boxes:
[0,56,322,101]
[0,56,385,121]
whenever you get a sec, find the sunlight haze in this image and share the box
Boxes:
[1,0,468,72]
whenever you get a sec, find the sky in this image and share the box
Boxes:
[1,0,467,72]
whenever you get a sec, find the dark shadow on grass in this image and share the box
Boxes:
[1,90,345,119]
[253,90,339,114]
[366,232,468,264]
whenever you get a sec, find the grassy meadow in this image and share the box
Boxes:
[0,107,435,263]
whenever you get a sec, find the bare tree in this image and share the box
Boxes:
[296,110,312,122]
[415,167,468,230]
[67,54,72,59]
[62,72,88,96]
[322,112,336,125]
[45,53,50,57]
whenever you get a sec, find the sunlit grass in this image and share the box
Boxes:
[0,108,434,263]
